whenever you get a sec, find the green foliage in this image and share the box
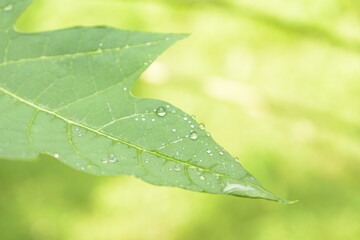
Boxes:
[0,0,289,202]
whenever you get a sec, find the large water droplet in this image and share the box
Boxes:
[189,131,199,140]
[156,107,167,117]
[4,5,13,11]
[199,123,205,130]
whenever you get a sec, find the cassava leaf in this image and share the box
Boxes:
[0,0,291,203]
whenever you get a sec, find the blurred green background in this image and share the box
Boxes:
[1,0,360,239]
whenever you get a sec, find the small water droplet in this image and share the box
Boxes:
[199,123,205,130]
[235,157,240,162]
[4,5,13,11]
[183,117,188,121]
[156,107,167,117]
[99,42,103,47]
[146,42,152,46]
[206,132,211,137]
[219,151,224,155]
[174,166,181,171]
[151,118,155,122]
[74,127,83,137]
[172,129,177,132]
[171,109,177,114]
[102,154,118,164]
[191,115,196,119]
[166,37,170,41]
[135,118,139,121]
[54,153,59,158]
[101,159,108,164]
[206,150,211,154]
[190,125,195,128]
[199,175,205,180]
[189,131,198,140]
[123,87,127,91]
[142,118,146,121]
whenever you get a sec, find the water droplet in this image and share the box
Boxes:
[102,154,118,164]
[146,42,152,46]
[174,166,181,171]
[210,153,213,156]
[199,123,205,130]
[156,107,167,117]
[74,127,83,137]
[223,184,254,194]
[191,115,196,120]
[54,153,59,158]
[235,157,240,162]
[206,132,211,137]
[189,131,198,140]
[183,117,188,121]
[166,37,170,41]
[142,118,146,121]
[199,175,205,180]
[151,118,155,122]
[4,5,13,11]
[172,129,177,132]
[123,87,127,91]
[190,125,195,128]
[99,42,103,47]
[219,151,224,155]
[206,150,211,154]
[135,118,139,121]
[171,109,177,114]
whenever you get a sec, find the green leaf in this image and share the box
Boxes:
[0,0,291,203]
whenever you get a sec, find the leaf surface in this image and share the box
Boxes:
[0,0,290,203]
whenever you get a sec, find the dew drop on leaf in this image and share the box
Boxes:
[199,123,205,130]
[189,131,198,140]
[156,107,167,117]
[102,154,118,164]
[4,5,13,11]
[54,153,60,158]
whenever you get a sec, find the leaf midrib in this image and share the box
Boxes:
[0,85,238,180]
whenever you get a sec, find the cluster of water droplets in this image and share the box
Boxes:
[101,154,118,164]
